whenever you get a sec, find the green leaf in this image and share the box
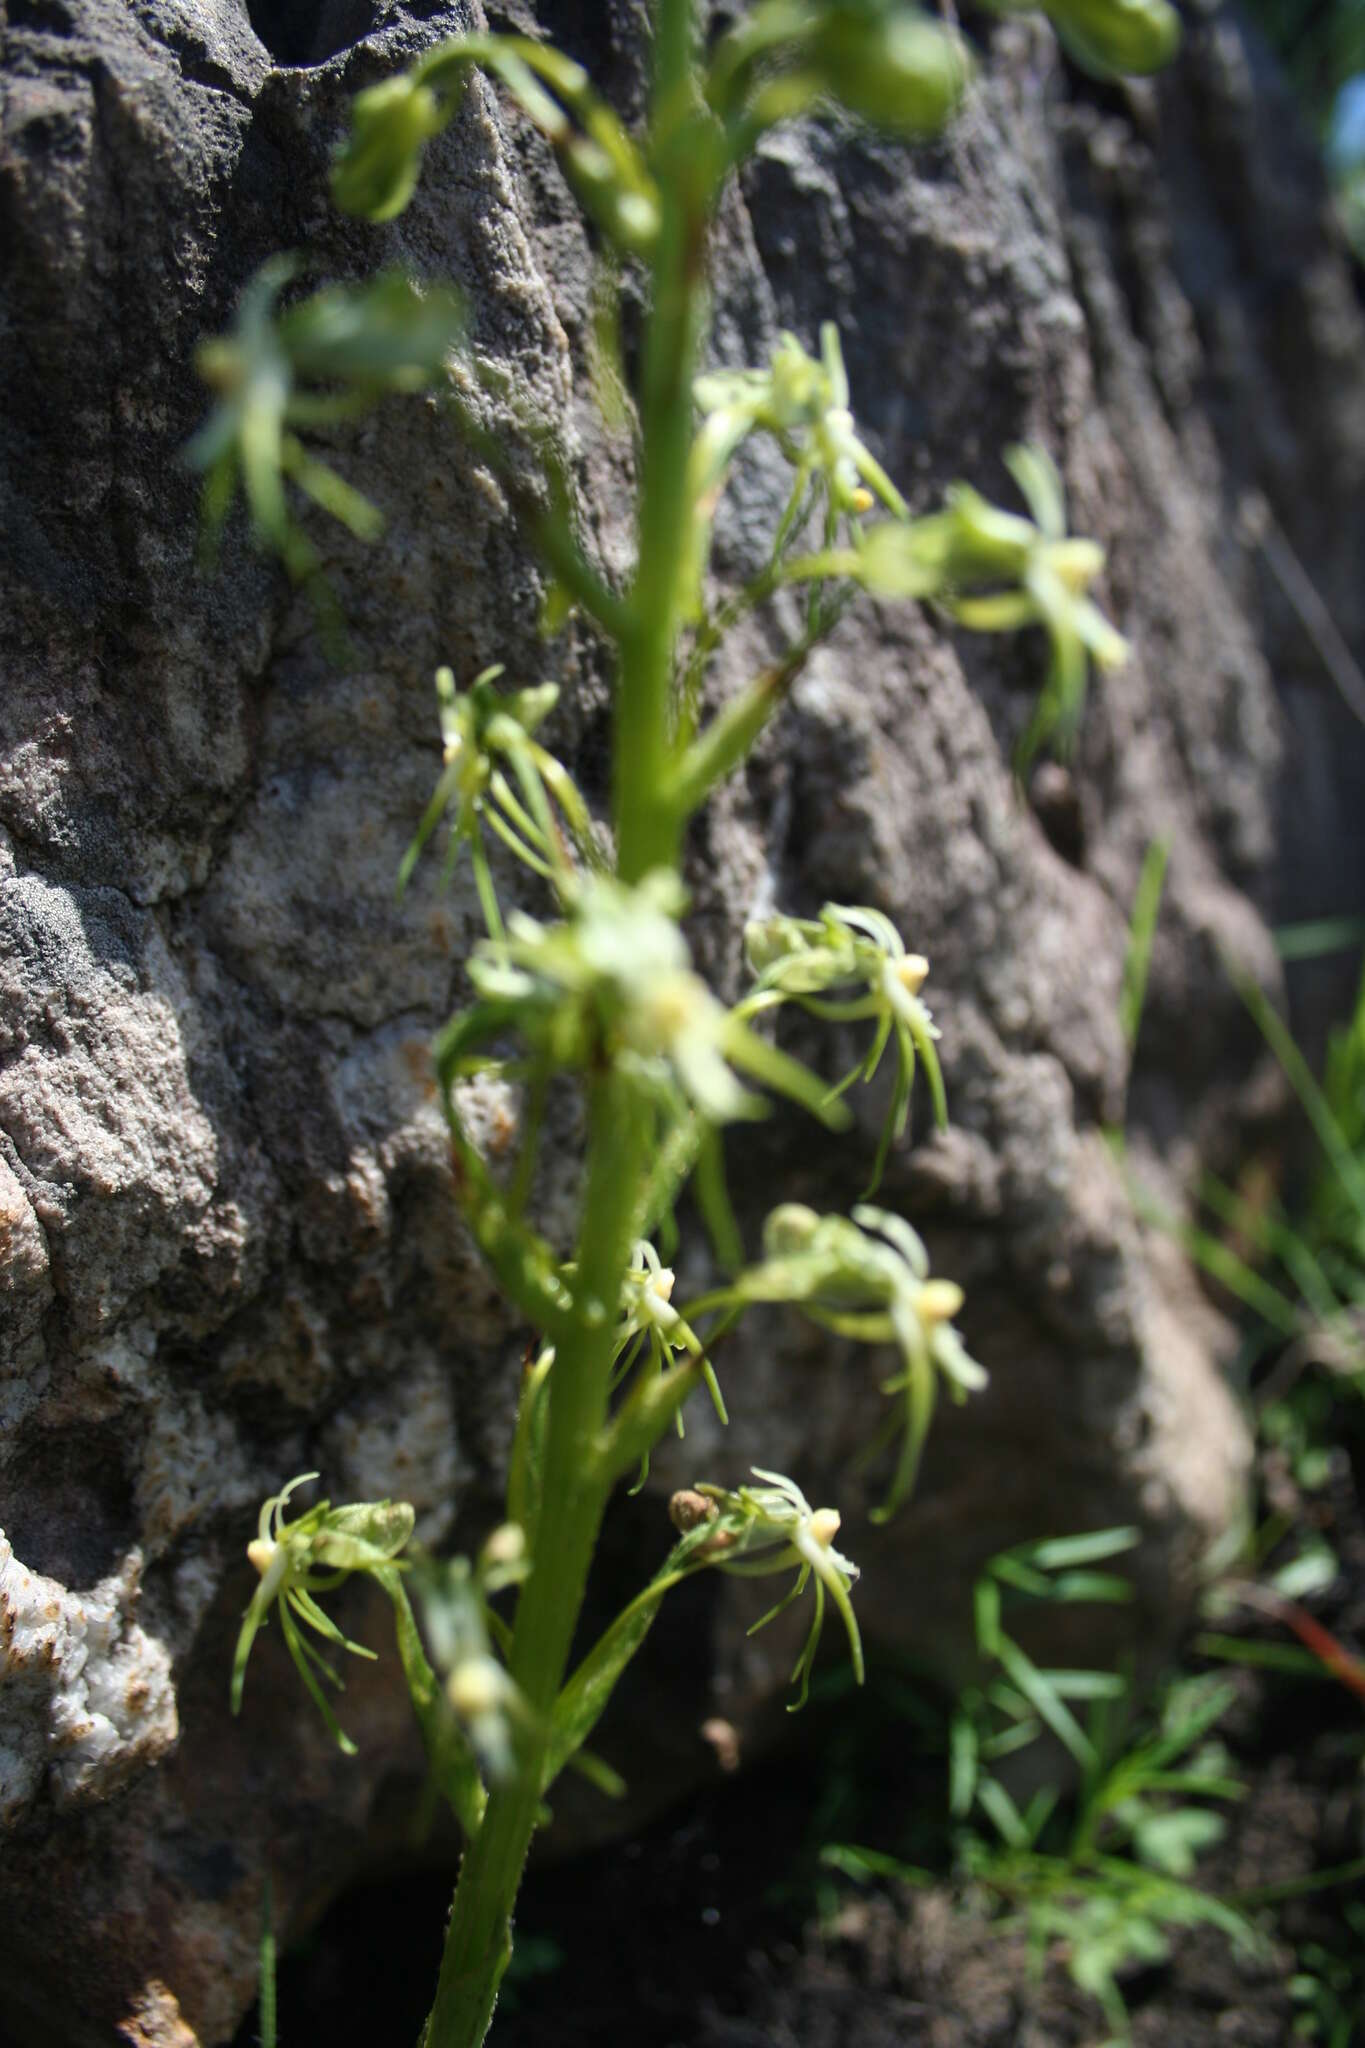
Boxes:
[544,1565,692,1792]
[994,1634,1096,1770]
[949,1706,979,1816]
[976,1773,1031,1849]
[1130,1804,1226,1878]
[1024,1526,1142,1571]
[379,1567,486,1838]
[819,1843,936,1885]
[974,1576,1002,1657]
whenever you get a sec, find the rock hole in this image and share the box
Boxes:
[245,0,382,68]
[3,1425,136,1588]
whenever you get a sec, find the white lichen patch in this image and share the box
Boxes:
[0,1537,177,1826]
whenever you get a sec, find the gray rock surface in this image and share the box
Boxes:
[2,0,1363,2040]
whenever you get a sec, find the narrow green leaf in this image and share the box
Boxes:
[1026,1527,1142,1570]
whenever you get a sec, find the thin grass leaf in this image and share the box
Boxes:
[819,1843,937,1885]
[259,1877,277,2048]
[1026,1528,1142,1570]
[977,1773,1031,1849]
[949,1707,980,1816]
[994,1635,1096,1769]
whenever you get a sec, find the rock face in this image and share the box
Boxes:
[2,0,1363,2040]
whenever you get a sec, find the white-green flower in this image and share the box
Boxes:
[691,1204,985,1521]
[743,901,945,1192]
[682,322,906,617]
[232,1474,415,1755]
[844,445,1128,769]
[611,1240,726,1483]
[188,260,464,584]
[688,1467,864,1710]
[398,662,596,903]
[455,871,849,1131]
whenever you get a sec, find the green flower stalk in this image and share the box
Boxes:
[195,0,1171,2036]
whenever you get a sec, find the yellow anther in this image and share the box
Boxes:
[246,1538,276,1578]
[808,1507,842,1548]
[895,953,930,995]
[918,1278,964,1323]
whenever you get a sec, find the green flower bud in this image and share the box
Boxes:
[331,74,450,223]
[811,8,972,138]
[1045,0,1180,77]
[763,1203,822,1256]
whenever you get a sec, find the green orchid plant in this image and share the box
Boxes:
[200,1,1176,2040]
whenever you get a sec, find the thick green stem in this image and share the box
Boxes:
[422,7,722,2042]
[615,0,711,881]
[421,1079,647,2048]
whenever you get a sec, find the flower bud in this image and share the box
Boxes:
[763,1203,821,1256]
[1045,0,1180,76]
[744,919,794,975]
[331,75,449,223]
[446,1653,507,1721]
[700,1716,742,1772]
[669,1489,718,1534]
[811,9,971,139]
[481,1522,526,1569]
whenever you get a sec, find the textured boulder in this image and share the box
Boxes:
[2,0,1363,2040]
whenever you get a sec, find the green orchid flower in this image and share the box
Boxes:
[439,870,851,1133]
[684,1467,864,1709]
[789,444,1128,769]
[742,901,946,1193]
[684,322,906,618]
[611,1239,728,1489]
[415,1545,531,1787]
[397,663,598,923]
[231,1474,416,1755]
[843,445,1128,768]
[689,1204,986,1520]
[938,446,1129,769]
[188,260,464,584]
